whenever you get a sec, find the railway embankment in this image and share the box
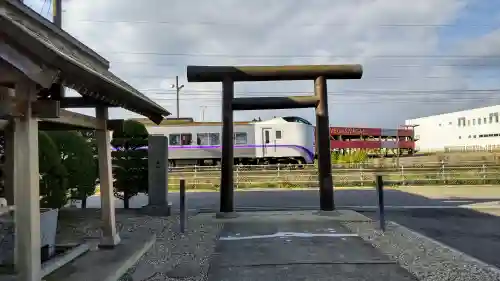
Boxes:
[166,161,500,190]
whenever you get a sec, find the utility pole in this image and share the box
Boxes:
[52,0,62,27]
[52,0,64,99]
[171,76,184,118]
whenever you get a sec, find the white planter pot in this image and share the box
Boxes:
[0,208,59,265]
[40,208,59,258]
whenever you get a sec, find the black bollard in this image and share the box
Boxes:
[375,175,386,232]
[180,179,187,233]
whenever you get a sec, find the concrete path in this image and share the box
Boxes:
[83,186,500,211]
[205,211,417,281]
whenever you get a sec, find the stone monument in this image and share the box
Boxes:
[142,135,171,216]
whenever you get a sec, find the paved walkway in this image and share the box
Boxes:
[205,211,417,281]
[84,186,500,211]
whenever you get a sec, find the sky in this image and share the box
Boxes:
[22,0,500,128]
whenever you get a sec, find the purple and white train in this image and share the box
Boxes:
[145,116,315,166]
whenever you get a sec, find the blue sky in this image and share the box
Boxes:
[20,0,500,127]
[436,0,500,104]
[439,0,500,44]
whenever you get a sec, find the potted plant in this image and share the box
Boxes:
[0,132,67,266]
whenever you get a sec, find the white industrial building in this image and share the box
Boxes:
[405,105,500,152]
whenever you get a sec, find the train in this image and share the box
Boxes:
[146,116,315,166]
[140,116,416,167]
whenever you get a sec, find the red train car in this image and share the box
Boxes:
[330,127,381,136]
[329,127,414,138]
[315,126,416,155]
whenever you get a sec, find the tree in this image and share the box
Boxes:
[0,128,74,209]
[78,130,99,186]
[111,120,149,209]
[47,131,97,208]
[79,130,97,155]
[39,131,69,209]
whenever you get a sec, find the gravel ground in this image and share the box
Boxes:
[58,209,500,281]
[344,219,500,281]
[56,209,177,243]
[361,209,500,268]
[56,209,223,281]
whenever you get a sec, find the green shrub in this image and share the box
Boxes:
[39,131,68,209]
[111,120,149,209]
[47,131,97,208]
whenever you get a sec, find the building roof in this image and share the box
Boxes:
[0,0,170,124]
[406,105,500,122]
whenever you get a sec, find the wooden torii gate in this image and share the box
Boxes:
[187,65,363,214]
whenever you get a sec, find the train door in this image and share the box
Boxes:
[261,127,274,157]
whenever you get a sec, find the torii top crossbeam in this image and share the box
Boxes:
[186,65,363,82]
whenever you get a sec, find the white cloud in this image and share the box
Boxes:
[26,0,500,127]
[457,28,500,66]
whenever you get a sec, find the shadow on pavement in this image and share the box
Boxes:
[84,186,500,268]
[351,188,500,269]
[193,188,500,269]
[189,188,500,212]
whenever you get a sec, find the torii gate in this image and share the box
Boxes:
[186,65,363,214]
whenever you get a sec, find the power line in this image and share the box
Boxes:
[109,61,500,68]
[40,0,49,16]
[150,93,500,104]
[151,97,500,103]
[148,92,500,102]
[120,74,500,80]
[142,88,500,95]
[100,51,496,59]
[121,75,178,79]
[153,96,500,100]
[67,19,499,28]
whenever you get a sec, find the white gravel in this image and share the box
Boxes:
[343,219,500,281]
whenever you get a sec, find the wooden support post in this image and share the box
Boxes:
[220,78,234,214]
[96,106,120,247]
[1,86,15,205]
[315,76,334,211]
[4,121,14,205]
[13,81,41,281]
[179,179,186,233]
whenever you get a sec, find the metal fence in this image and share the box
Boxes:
[168,162,500,189]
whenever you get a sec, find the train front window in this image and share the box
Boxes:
[282,116,312,125]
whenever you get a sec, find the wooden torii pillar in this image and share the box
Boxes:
[186,65,363,215]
